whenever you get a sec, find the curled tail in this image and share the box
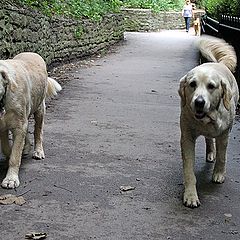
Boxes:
[197,35,237,73]
[47,77,62,97]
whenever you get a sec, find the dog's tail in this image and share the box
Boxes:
[197,35,237,73]
[46,77,62,98]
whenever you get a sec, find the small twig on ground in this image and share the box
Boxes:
[53,184,72,193]
[17,189,31,197]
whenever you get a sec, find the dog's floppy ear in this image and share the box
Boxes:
[221,80,232,111]
[0,70,17,92]
[178,75,187,107]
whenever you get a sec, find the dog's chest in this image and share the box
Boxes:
[195,117,230,138]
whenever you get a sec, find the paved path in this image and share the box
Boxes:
[1,30,240,239]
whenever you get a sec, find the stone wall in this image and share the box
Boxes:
[0,3,204,66]
[0,3,125,66]
[122,9,185,32]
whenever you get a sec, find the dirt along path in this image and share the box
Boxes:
[0,30,240,240]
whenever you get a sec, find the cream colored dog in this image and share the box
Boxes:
[193,17,201,36]
[0,52,61,189]
[178,36,239,208]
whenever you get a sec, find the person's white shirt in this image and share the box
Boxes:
[182,3,192,17]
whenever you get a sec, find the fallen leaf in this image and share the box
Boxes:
[224,213,232,218]
[120,185,135,191]
[90,120,98,125]
[25,232,47,239]
[0,194,26,206]
[14,196,26,205]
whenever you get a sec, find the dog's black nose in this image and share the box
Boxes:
[195,96,205,109]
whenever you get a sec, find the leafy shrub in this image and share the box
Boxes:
[16,0,185,19]
[17,0,123,20]
[122,0,184,11]
[203,0,240,19]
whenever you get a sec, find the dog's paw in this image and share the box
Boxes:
[183,191,200,208]
[32,150,45,160]
[212,172,225,183]
[23,144,31,156]
[206,152,215,163]
[1,174,20,189]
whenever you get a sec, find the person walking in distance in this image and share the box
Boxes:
[182,0,193,32]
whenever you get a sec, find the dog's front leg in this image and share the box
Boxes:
[205,137,216,163]
[0,130,11,159]
[181,133,200,208]
[1,126,27,189]
[212,131,229,183]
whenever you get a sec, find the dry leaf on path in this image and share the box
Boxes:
[25,232,47,239]
[120,185,135,191]
[0,194,26,206]
[224,213,232,218]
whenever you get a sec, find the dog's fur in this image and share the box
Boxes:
[178,36,239,208]
[0,52,61,189]
[193,17,200,36]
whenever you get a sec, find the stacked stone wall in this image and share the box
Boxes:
[0,4,124,65]
[123,9,185,32]
[0,3,204,65]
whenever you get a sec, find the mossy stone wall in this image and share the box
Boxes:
[0,4,124,65]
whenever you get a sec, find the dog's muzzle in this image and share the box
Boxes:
[194,96,206,119]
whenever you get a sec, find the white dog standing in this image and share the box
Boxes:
[0,52,61,189]
[178,36,239,208]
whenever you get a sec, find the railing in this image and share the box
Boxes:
[201,14,240,86]
[221,15,240,28]
[201,15,219,35]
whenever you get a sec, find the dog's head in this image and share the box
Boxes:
[0,66,18,117]
[0,67,17,97]
[178,65,232,120]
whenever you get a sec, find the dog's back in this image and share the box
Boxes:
[1,52,61,114]
[13,52,48,86]
[11,53,48,111]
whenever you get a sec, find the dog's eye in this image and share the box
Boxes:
[189,81,197,88]
[208,83,215,90]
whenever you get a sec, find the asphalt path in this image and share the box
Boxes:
[0,30,240,240]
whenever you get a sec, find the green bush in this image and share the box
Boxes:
[17,0,123,20]
[122,0,184,11]
[203,0,240,19]
[16,0,185,19]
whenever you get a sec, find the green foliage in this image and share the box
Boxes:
[122,0,184,11]
[17,0,185,19]
[203,0,240,19]
[67,0,123,20]
[74,26,84,39]
[17,0,123,20]
[195,0,205,8]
